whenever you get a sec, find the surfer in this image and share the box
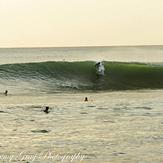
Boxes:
[95,62,101,67]
[43,106,50,114]
[95,61,105,76]
[4,90,8,96]
[84,97,88,102]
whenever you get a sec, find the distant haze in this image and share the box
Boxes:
[0,0,163,47]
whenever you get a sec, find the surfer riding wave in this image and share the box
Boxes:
[95,61,105,76]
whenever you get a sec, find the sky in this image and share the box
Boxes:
[0,0,163,47]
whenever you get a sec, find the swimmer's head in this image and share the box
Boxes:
[4,90,8,96]
[84,97,88,101]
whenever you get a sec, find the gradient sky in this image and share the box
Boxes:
[0,0,163,47]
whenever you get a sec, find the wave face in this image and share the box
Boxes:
[0,61,163,94]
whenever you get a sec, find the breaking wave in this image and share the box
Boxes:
[0,61,163,94]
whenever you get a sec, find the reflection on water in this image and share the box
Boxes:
[0,91,163,162]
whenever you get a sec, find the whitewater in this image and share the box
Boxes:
[0,46,163,163]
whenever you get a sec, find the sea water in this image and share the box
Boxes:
[0,46,163,163]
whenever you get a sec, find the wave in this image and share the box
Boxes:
[0,61,163,94]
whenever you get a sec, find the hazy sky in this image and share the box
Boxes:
[0,0,163,47]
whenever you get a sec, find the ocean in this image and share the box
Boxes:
[0,46,163,163]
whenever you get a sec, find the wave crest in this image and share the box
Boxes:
[0,61,163,94]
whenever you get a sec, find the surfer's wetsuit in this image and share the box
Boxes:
[95,62,105,76]
[95,62,101,68]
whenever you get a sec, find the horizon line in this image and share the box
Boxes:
[0,44,162,49]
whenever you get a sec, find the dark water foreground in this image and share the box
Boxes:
[0,91,163,163]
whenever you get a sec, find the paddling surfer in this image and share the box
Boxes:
[43,106,50,114]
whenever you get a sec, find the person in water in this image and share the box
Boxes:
[4,90,8,96]
[95,62,101,69]
[43,106,50,114]
[84,97,88,102]
[95,61,105,75]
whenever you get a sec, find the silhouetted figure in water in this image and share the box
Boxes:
[43,106,50,114]
[84,97,88,102]
[4,90,8,96]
